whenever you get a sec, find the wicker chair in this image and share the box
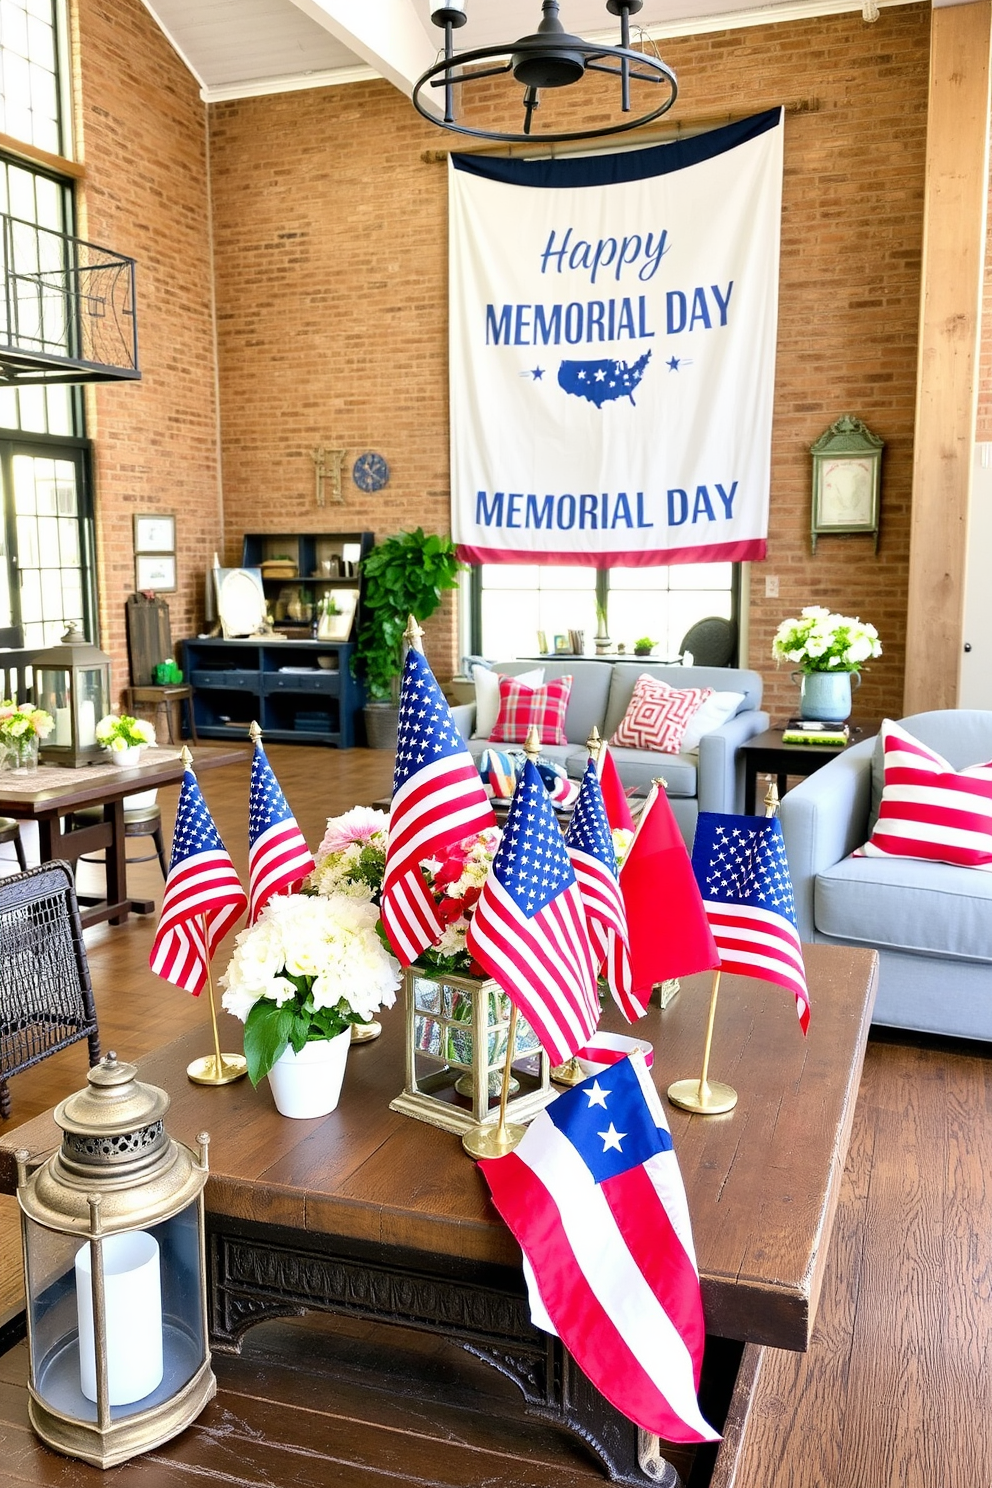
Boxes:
[0,861,101,1119]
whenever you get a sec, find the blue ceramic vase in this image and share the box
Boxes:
[794,669,859,722]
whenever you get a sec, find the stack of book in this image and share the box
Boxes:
[781,718,850,746]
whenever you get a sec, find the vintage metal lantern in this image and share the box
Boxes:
[390,966,553,1134]
[14,1053,215,1468]
[31,624,111,767]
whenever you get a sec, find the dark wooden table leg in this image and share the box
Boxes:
[105,799,129,925]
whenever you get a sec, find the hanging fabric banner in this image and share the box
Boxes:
[449,108,783,568]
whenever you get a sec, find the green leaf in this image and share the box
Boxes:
[243,1000,296,1087]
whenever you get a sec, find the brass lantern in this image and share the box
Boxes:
[31,624,112,767]
[15,1053,215,1468]
[389,966,553,1134]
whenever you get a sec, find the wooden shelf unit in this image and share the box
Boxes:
[183,638,363,748]
[242,530,373,639]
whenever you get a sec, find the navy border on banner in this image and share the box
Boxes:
[450,107,782,191]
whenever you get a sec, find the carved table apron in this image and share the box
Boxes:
[1,944,878,1488]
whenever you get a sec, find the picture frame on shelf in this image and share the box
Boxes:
[133,513,176,554]
[135,552,177,592]
[317,588,358,641]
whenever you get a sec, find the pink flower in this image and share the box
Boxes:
[318,806,388,857]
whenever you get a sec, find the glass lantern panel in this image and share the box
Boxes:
[23,1201,206,1424]
[34,663,72,745]
[77,667,105,747]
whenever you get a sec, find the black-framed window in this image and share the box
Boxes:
[468,562,739,662]
[0,0,93,648]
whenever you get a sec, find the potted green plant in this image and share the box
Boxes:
[633,636,657,657]
[352,529,462,749]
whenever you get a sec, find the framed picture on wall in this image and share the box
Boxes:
[135,552,177,592]
[133,514,176,553]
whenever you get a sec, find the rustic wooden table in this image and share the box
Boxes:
[0,744,249,928]
[0,942,877,1487]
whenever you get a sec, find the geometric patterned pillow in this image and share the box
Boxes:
[609,675,712,755]
[854,719,992,870]
[489,674,572,746]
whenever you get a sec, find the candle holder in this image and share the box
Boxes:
[15,1053,215,1467]
[31,625,111,769]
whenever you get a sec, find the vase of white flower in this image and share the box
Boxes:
[220,891,399,1118]
[0,701,54,773]
[772,606,882,722]
[95,712,156,766]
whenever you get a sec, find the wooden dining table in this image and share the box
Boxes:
[0,743,249,928]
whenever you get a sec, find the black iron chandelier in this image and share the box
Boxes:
[413,0,678,145]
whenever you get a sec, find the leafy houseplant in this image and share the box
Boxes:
[352,529,462,703]
[633,636,657,657]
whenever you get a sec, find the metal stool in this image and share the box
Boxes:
[66,802,168,879]
[0,817,26,872]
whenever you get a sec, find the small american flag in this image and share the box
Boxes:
[247,740,315,923]
[381,646,495,966]
[564,757,640,1022]
[466,758,599,1066]
[691,812,810,1034]
[149,767,247,995]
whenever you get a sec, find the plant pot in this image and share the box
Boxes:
[109,745,142,768]
[364,702,399,751]
[794,670,859,723]
[266,1028,351,1119]
[4,734,39,773]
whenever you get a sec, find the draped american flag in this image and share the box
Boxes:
[380,645,495,966]
[479,1053,717,1444]
[247,739,315,923]
[691,812,810,1034]
[564,757,640,1022]
[466,758,599,1066]
[149,767,247,995]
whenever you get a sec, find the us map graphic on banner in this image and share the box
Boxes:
[449,108,784,567]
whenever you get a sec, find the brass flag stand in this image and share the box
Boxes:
[550,725,604,1089]
[667,779,781,1115]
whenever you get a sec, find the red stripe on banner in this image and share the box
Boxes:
[456,539,767,568]
[483,1152,714,1443]
[601,1164,707,1386]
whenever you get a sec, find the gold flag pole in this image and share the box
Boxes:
[186,914,249,1086]
[178,745,248,1086]
[552,724,605,1088]
[668,780,783,1115]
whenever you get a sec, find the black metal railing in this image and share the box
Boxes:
[0,213,139,385]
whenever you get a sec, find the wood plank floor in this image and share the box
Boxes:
[1,744,991,1486]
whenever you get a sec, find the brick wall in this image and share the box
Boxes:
[208,5,930,723]
[71,0,220,704]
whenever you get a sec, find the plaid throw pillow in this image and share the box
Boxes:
[854,719,992,870]
[609,675,712,755]
[490,675,572,746]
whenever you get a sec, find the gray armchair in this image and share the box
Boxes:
[779,711,992,1041]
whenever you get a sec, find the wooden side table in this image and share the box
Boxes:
[125,683,198,745]
[740,725,875,815]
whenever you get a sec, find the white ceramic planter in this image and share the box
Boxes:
[110,745,142,768]
[266,1028,351,1119]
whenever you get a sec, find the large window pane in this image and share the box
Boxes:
[0,0,62,154]
[6,450,90,645]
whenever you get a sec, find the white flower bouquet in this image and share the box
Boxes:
[95,712,156,751]
[220,891,399,1085]
[309,806,388,901]
[772,606,882,673]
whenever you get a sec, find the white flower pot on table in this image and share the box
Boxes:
[266,1028,351,1118]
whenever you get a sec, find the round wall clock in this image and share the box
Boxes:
[352,451,390,493]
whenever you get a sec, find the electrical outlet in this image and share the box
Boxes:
[765,574,779,598]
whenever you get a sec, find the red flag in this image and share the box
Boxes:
[598,745,635,832]
[620,785,720,997]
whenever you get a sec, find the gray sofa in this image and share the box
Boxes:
[779,710,992,1041]
[450,658,768,846]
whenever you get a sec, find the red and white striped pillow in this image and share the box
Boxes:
[855,720,992,871]
[609,675,712,755]
[489,674,572,745]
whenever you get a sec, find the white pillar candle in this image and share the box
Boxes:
[54,707,70,747]
[77,700,96,748]
[75,1231,164,1406]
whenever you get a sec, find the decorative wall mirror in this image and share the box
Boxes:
[810,414,883,553]
[214,567,267,638]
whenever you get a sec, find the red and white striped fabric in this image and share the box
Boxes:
[565,755,640,1022]
[489,674,572,745]
[479,1053,717,1444]
[609,676,712,755]
[574,1030,654,1074]
[247,740,315,924]
[855,720,992,871]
